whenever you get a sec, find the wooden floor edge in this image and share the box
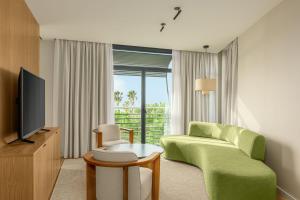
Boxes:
[49,158,65,199]
[278,193,288,200]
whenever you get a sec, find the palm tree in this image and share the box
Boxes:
[127,90,137,107]
[114,91,123,106]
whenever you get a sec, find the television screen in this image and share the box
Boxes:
[19,67,45,139]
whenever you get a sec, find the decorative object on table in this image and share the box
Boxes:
[93,124,134,147]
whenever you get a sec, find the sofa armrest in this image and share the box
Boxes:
[238,130,266,161]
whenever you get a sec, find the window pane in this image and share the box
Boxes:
[114,74,142,143]
[145,72,171,144]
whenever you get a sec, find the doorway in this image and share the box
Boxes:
[113,45,172,144]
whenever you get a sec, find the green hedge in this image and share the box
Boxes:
[115,103,170,145]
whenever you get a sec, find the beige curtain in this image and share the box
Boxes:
[171,50,218,134]
[52,39,114,158]
[220,39,238,125]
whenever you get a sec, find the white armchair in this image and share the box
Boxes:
[92,148,152,200]
[94,124,134,147]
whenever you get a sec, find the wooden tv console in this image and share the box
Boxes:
[0,128,61,200]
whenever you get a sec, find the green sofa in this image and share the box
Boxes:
[160,121,276,200]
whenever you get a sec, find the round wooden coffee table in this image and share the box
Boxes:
[105,143,164,158]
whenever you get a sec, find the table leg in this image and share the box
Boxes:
[86,163,96,200]
[152,154,161,200]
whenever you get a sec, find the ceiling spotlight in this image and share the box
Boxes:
[203,45,210,52]
[160,23,166,32]
[173,7,182,20]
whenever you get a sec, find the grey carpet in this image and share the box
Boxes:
[51,158,209,200]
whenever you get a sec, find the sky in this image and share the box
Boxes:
[114,74,172,107]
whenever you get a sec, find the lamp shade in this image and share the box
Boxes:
[195,79,216,95]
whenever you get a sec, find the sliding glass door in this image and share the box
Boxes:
[145,72,171,144]
[113,68,171,144]
[114,72,142,143]
[113,45,172,144]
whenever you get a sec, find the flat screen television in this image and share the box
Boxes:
[18,67,45,140]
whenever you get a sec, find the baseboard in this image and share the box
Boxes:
[278,186,298,200]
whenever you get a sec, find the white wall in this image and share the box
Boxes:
[238,0,300,199]
[39,39,55,127]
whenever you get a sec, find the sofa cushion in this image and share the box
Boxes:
[211,123,223,139]
[188,121,215,138]
[187,122,266,161]
[189,122,241,145]
[202,144,275,200]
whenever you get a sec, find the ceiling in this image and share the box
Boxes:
[26,0,283,53]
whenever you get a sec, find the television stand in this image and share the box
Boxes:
[0,128,62,200]
[41,128,51,132]
[21,139,35,143]
[8,129,52,144]
[8,138,35,144]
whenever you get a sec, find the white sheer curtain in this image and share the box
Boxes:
[170,50,218,135]
[52,39,114,158]
[220,39,238,125]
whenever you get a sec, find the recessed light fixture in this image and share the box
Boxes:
[173,7,182,20]
[160,23,166,32]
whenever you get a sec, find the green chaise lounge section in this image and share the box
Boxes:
[160,122,276,200]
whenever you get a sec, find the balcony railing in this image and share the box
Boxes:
[114,106,170,145]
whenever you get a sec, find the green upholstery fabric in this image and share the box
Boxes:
[160,122,276,200]
[188,121,214,138]
[238,129,266,160]
[188,122,265,160]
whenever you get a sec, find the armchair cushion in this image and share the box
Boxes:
[140,167,152,200]
[92,149,152,200]
[102,139,129,147]
[98,124,121,142]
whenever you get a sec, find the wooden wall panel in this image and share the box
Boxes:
[0,0,39,147]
